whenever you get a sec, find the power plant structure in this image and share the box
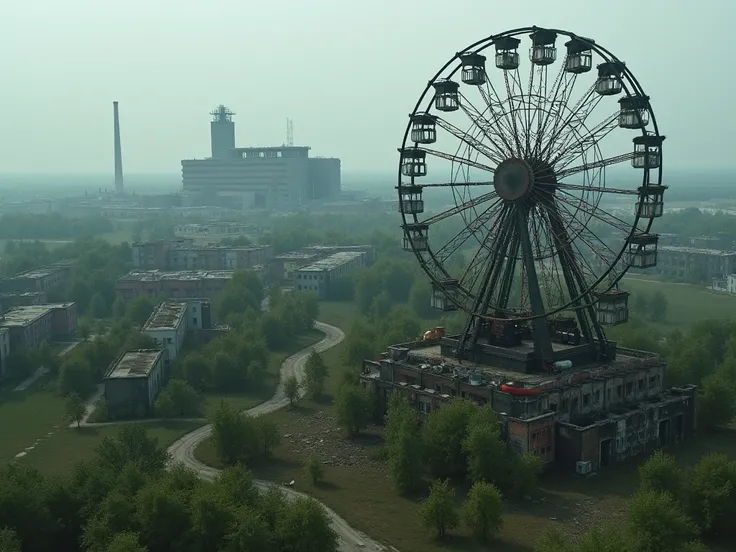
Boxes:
[113,101,124,195]
[181,105,341,211]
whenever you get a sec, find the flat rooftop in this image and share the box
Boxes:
[297,251,364,272]
[118,270,235,282]
[659,246,735,256]
[143,300,187,331]
[0,303,74,327]
[106,349,163,379]
[404,339,658,386]
[275,252,320,260]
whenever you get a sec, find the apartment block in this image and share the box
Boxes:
[656,246,736,281]
[116,270,234,300]
[142,298,214,364]
[132,239,271,271]
[294,251,368,298]
[104,349,168,418]
[0,259,75,294]
[0,303,78,350]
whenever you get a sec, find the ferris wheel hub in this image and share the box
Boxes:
[493,158,534,201]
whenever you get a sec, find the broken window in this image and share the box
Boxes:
[583,394,591,407]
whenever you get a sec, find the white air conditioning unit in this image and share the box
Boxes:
[576,461,592,475]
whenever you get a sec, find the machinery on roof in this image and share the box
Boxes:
[398,26,666,372]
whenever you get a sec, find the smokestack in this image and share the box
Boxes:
[113,101,124,194]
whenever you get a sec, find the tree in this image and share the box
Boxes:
[306,456,325,485]
[65,392,86,428]
[125,295,156,326]
[105,532,147,552]
[419,479,459,538]
[274,496,338,552]
[157,379,202,417]
[627,490,698,552]
[462,481,504,542]
[95,424,169,474]
[385,393,423,493]
[686,453,736,536]
[89,292,109,319]
[111,297,127,319]
[335,383,374,437]
[639,451,683,499]
[77,319,92,341]
[210,401,268,466]
[0,528,21,552]
[463,409,508,486]
[697,369,736,430]
[258,418,281,459]
[179,352,211,391]
[304,351,329,399]
[422,399,476,478]
[284,374,300,407]
[650,290,668,322]
[507,452,543,498]
[154,391,177,419]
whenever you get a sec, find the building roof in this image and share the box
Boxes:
[297,251,364,272]
[659,246,736,256]
[0,303,74,327]
[143,300,187,331]
[105,349,164,379]
[118,270,235,282]
[275,252,319,261]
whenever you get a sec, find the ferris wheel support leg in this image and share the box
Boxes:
[515,206,554,364]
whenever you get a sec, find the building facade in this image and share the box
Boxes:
[0,303,78,350]
[116,270,234,300]
[656,246,736,282]
[294,251,368,298]
[272,244,375,285]
[132,239,271,271]
[0,260,74,294]
[361,338,696,473]
[142,301,188,364]
[173,222,262,244]
[104,349,167,419]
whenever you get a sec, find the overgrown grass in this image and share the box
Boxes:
[21,420,204,475]
[622,276,736,329]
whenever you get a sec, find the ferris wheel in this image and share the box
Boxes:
[398,26,665,362]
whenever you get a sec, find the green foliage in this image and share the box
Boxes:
[697,369,736,429]
[306,456,325,485]
[304,351,329,399]
[418,479,459,538]
[104,532,147,552]
[422,399,477,478]
[214,270,264,323]
[385,393,424,493]
[261,291,319,349]
[353,259,416,314]
[463,408,508,486]
[462,481,504,542]
[154,379,202,418]
[343,306,422,366]
[209,401,275,466]
[283,374,300,407]
[627,490,699,552]
[686,453,736,535]
[0,528,21,552]
[65,392,86,427]
[335,383,374,437]
[650,290,669,322]
[639,451,684,500]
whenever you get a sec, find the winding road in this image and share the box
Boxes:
[167,321,394,552]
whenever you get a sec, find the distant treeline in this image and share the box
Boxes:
[0,213,113,239]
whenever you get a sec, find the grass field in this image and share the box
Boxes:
[0,376,66,464]
[21,420,204,475]
[201,329,325,415]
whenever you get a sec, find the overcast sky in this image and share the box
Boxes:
[1,0,732,175]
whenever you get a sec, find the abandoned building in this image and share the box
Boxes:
[361,327,696,474]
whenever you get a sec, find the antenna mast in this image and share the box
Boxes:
[286,118,294,146]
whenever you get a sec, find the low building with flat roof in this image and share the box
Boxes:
[0,291,46,311]
[104,349,167,418]
[0,260,74,293]
[656,246,736,282]
[0,302,77,350]
[116,269,235,300]
[294,251,367,298]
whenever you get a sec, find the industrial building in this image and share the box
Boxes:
[142,298,214,363]
[655,246,736,282]
[180,106,341,210]
[361,334,696,473]
[0,303,78,350]
[132,239,271,271]
[103,349,167,419]
[294,251,368,298]
[116,270,235,300]
[0,260,75,294]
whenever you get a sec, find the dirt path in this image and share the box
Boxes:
[166,321,393,552]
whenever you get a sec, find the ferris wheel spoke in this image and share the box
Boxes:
[504,70,526,155]
[533,59,573,157]
[476,84,518,155]
[417,146,495,174]
[416,180,491,188]
[420,192,497,226]
[433,199,504,263]
[539,84,601,162]
[551,111,618,170]
[555,182,638,195]
[555,190,631,234]
[457,94,516,160]
[460,207,514,294]
[555,152,635,180]
[434,113,506,166]
[555,199,621,261]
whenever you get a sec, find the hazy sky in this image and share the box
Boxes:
[1,0,733,175]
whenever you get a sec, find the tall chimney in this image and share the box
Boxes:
[113,101,124,194]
